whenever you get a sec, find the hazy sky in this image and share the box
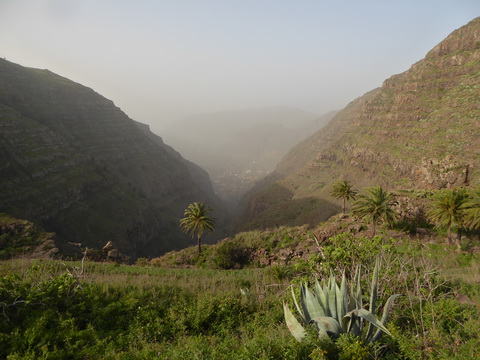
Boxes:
[1,1,479,133]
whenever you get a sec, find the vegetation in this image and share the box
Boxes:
[180,202,216,253]
[2,17,480,359]
[330,180,358,213]
[1,234,479,359]
[284,260,399,343]
[0,214,57,260]
[2,186,480,358]
[351,186,398,236]
[462,188,480,230]
[427,188,468,246]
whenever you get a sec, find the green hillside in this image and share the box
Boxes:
[0,59,223,259]
[238,17,480,231]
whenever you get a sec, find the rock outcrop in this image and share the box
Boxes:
[0,213,58,259]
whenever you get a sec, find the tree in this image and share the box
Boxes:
[427,189,468,246]
[179,202,216,253]
[351,186,398,236]
[462,188,480,231]
[330,180,358,213]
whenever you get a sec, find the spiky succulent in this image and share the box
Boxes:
[284,260,400,342]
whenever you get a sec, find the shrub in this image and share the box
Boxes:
[212,240,251,269]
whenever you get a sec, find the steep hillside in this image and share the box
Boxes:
[238,17,480,230]
[161,107,335,206]
[0,59,222,258]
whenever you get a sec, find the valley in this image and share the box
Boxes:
[0,14,480,360]
[160,107,336,209]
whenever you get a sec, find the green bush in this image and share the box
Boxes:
[300,233,400,278]
[212,240,251,269]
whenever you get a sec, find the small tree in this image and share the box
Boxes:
[330,180,358,214]
[428,189,468,245]
[462,188,480,231]
[180,202,216,253]
[351,186,398,236]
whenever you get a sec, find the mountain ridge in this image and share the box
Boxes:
[0,58,223,258]
[237,17,480,231]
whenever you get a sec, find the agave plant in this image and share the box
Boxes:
[284,260,400,342]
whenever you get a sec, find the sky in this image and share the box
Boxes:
[1,0,479,133]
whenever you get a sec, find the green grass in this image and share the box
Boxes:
[1,231,480,359]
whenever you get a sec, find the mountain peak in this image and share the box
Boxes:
[425,17,480,59]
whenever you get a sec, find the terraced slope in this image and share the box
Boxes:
[238,17,480,230]
[0,59,222,258]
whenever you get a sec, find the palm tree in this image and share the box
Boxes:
[462,188,480,230]
[330,180,358,213]
[427,189,468,246]
[180,202,216,253]
[351,186,398,236]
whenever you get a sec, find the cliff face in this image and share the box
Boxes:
[0,59,221,258]
[238,17,480,230]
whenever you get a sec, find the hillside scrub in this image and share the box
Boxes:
[1,232,479,359]
[2,189,480,358]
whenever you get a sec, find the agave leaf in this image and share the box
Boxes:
[291,285,305,323]
[355,266,363,309]
[348,293,356,312]
[340,272,348,318]
[311,316,342,337]
[336,275,346,327]
[314,279,323,298]
[321,282,331,317]
[284,302,306,342]
[372,294,401,342]
[342,310,361,336]
[300,283,312,322]
[318,328,330,340]
[354,308,392,340]
[328,282,338,321]
[329,271,336,292]
[305,286,326,319]
[314,279,328,316]
[354,266,363,331]
[366,260,379,340]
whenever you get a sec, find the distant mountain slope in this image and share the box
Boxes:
[161,107,335,205]
[237,17,480,231]
[0,59,222,258]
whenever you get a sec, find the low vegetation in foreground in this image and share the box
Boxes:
[1,185,480,358]
[1,231,479,359]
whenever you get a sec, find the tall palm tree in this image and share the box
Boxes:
[462,188,480,230]
[427,189,467,245]
[180,202,216,253]
[330,180,358,213]
[351,186,398,236]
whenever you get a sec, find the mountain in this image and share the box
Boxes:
[0,58,223,259]
[161,107,335,207]
[237,17,480,231]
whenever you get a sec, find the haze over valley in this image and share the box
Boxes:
[2,3,480,358]
[1,15,479,256]
[161,107,336,207]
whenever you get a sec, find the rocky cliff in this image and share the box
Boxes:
[238,17,480,230]
[0,59,222,258]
